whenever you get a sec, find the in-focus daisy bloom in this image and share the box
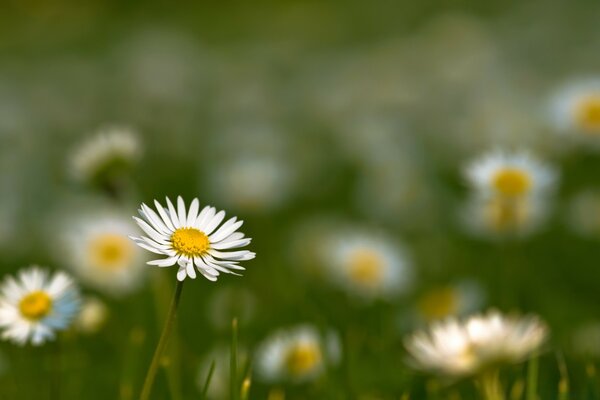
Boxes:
[0,267,81,345]
[131,196,255,281]
[61,212,146,296]
[405,310,547,377]
[550,79,600,136]
[465,150,556,200]
[255,325,340,383]
[324,228,412,300]
[70,126,141,185]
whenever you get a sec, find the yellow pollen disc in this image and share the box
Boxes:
[349,249,384,287]
[19,291,52,321]
[484,197,529,232]
[576,95,600,134]
[285,343,322,377]
[492,168,532,197]
[417,287,458,320]
[89,233,135,270]
[171,228,210,257]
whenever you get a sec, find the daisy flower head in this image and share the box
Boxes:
[61,211,146,296]
[465,150,557,200]
[405,310,547,377]
[255,325,340,384]
[70,125,141,187]
[324,227,412,301]
[130,196,255,282]
[0,267,81,346]
[549,78,600,138]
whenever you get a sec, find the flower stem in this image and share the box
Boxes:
[478,370,505,400]
[230,318,239,400]
[140,279,184,400]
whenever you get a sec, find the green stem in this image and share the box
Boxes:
[478,370,505,400]
[230,318,239,400]
[526,355,539,400]
[140,280,184,400]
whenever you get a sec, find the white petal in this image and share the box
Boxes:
[166,197,181,228]
[133,217,169,244]
[141,203,171,234]
[197,207,216,231]
[187,198,200,226]
[210,238,251,250]
[203,210,226,236]
[147,256,179,267]
[209,249,255,261]
[208,218,243,242]
[154,200,176,231]
[177,196,187,227]
[176,267,187,281]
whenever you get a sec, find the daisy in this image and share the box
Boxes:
[70,125,141,185]
[0,267,81,345]
[405,310,547,377]
[465,150,556,200]
[130,196,255,282]
[324,228,412,300]
[549,78,600,136]
[61,212,146,296]
[255,325,340,383]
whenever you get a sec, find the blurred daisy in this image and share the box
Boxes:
[208,156,294,213]
[324,228,412,300]
[255,325,340,383]
[131,196,255,282]
[62,212,146,296]
[465,150,556,200]
[567,190,600,237]
[75,297,109,334]
[0,267,81,345]
[416,280,485,322]
[196,346,248,399]
[70,126,141,186]
[405,310,547,377]
[550,79,600,137]
[462,195,548,237]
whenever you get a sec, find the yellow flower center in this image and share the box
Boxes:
[576,95,600,134]
[89,233,135,270]
[19,291,52,321]
[492,168,532,197]
[285,343,322,377]
[417,287,458,320]
[484,197,529,232]
[349,249,384,287]
[171,228,210,257]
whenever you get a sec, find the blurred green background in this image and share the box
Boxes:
[1,1,600,399]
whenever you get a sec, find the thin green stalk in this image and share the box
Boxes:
[557,352,569,400]
[140,280,185,400]
[478,370,505,400]
[526,356,539,400]
[230,318,239,400]
[201,360,216,399]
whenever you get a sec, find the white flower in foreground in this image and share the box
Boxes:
[70,126,141,184]
[255,325,340,383]
[465,150,556,200]
[130,196,255,282]
[549,79,600,137]
[405,310,547,377]
[324,229,412,300]
[62,212,146,296]
[0,267,80,345]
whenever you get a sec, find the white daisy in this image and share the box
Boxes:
[549,78,600,136]
[61,212,146,296]
[465,150,557,200]
[255,325,340,383]
[324,228,412,300]
[70,126,141,184]
[0,267,81,346]
[405,310,547,377]
[130,196,255,282]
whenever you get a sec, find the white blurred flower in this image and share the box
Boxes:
[196,346,248,399]
[465,150,557,200]
[416,280,485,322]
[255,325,340,383]
[405,310,547,377]
[549,78,600,138]
[61,212,146,296]
[70,126,141,185]
[0,267,80,346]
[323,227,412,301]
[75,297,109,334]
[131,197,255,282]
[567,190,600,237]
